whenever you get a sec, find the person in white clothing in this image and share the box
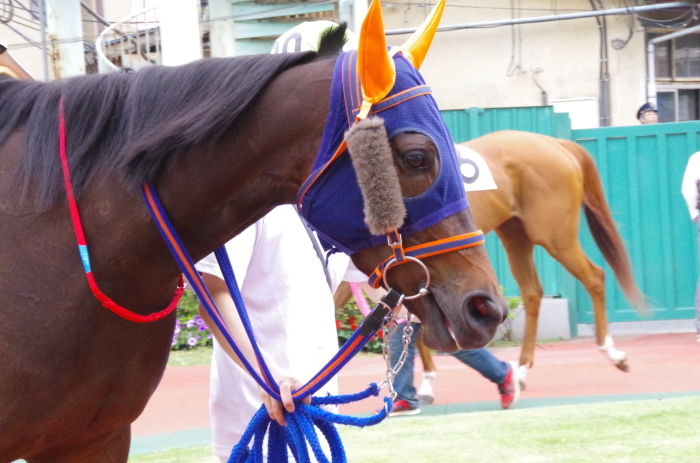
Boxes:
[681,151,700,343]
[196,205,340,462]
[195,22,362,462]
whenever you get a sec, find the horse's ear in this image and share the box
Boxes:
[357,0,395,105]
[399,0,445,70]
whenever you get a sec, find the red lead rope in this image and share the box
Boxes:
[58,101,184,322]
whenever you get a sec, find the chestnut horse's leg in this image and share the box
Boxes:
[27,427,130,463]
[416,335,437,405]
[495,218,542,389]
[544,241,628,371]
[416,335,436,372]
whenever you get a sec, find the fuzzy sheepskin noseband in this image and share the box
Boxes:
[344,117,406,236]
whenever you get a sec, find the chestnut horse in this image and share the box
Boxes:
[0,7,506,463]
[411,130,646,391]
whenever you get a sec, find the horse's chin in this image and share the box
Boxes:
[419,291,496,352]
[417,293,458,353]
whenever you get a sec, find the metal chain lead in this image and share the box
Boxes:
[379,312,414,400]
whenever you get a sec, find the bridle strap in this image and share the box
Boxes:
[386,228,406,263]
[367,230,485,289]
[58,101,184,323]
[142,182,404,401]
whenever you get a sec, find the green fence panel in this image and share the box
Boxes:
[440,106,699,327]
[572,122,700,324]
[441,106,572,144]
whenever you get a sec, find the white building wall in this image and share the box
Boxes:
[383,0,647,127]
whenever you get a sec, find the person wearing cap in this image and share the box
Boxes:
[637,102,658,124]
[681,149,700,344]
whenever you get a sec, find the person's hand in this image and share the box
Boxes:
[259,376,311,426]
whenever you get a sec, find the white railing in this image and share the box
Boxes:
[96,6,161,73]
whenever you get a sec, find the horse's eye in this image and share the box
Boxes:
[403,152,426,169]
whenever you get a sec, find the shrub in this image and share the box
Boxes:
[171,289,214,350]
[336,293,383,354]
[174,287,382,353]
[494,294,523,342]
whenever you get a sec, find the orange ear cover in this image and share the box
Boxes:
[399,0,445,70]
[357,0,396,104]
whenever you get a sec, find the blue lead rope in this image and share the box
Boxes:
[141,183,401,462]
[229,384,393,463]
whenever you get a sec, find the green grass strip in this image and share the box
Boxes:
[128,396,700,462]
[129,445,217,462]
[340,396,700,463]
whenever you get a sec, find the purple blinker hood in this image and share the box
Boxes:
[297,50,469,255]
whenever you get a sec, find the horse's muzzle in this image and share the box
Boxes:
[458,290,508,347]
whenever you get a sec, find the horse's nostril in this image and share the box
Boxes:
[463,291,504,326]
[471,296,491,316]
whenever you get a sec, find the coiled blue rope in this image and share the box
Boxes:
[228,383,392,463]
[141,184,402,462]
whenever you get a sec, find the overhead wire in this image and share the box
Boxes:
[6,14,39,31]
[0,0,40,31]
[636,2,698,28]
[435,2,585,13]
[610,0,635,50]
[0,0,14,24]
[3,0,37,19]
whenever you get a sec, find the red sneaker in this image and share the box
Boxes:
[389,399,421,417]
[498,361,521,410]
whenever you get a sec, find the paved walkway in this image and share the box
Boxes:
[130,333,700,455]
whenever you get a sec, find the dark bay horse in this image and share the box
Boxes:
[0,5,506,463]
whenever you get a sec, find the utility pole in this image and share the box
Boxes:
[38,0,49,80]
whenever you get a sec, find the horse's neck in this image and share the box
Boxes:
[153,57,336,264]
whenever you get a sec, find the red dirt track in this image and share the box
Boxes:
[132,333,700,437]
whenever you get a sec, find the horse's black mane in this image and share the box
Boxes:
[0,24,346,208]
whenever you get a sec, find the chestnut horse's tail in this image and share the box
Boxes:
[558,140,648,313]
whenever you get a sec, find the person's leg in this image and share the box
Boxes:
[451,348,509,384]
[452,348,520,409]
[389,322,421,411]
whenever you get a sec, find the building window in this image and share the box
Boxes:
[654,39,672,79]
[649,32,700,80]
[657,91,676,122]
[656,89,700,122]
[675,34,700,78]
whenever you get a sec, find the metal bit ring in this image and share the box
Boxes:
[381,256,430,300]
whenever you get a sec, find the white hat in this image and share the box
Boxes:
[271,21,358,54]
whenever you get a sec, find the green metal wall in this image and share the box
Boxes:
[571,122,700,324]
[440,106,700,327]
[441,106,572,144]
